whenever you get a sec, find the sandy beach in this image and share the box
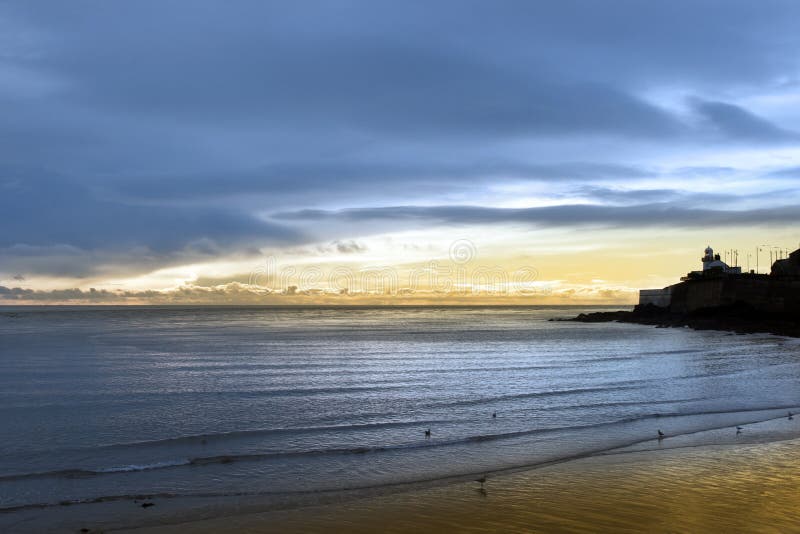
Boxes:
[5,415,800,534]
[130,436,800,533]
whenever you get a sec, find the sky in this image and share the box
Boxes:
[1,0,799,304]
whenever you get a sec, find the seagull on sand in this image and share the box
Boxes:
[475,475,487,489]
[657,429,665,439]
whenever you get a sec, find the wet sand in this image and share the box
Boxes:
[6,416,795,533]
[126,439,800,533]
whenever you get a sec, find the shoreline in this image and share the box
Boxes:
[6,415,800,533]
[131,430,800,533]
[129,437,800,533]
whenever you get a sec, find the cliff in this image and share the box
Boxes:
[567,246,800,337]
[667,274,800,315]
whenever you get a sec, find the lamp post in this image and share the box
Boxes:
[759,245,775,274]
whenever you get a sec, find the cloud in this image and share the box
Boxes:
[3,1,798,176]
[0,281,637,305]
[0,167,303,276]
[768,166,800,179]
[0,169,300,250]
[569,186,781,208]
[109,162,653,205]
[333,240,368,254]
[572,187,685,205]
[0,285,158,302]
[691,99,800,142]
[275,203,800,229]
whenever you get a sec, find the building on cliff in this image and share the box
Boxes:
[700,245,741,275]
[771,248,800,277]
[639,245,800,314]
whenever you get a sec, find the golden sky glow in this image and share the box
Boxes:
[5,225,798,305]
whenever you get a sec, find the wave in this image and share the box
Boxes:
[4,410,800,516]
[57,395,713,451]
[424,384,642,409]
[0,384,415,408]
[94,460,192,473]
[0,460,193,482]
[0,385,677,452]
[4,404,798,484]
[93,419,452,450]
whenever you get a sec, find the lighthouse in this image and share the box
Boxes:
[700,246,741,274]
[701,245,714,263]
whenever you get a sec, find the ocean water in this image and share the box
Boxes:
[1,306,800,514]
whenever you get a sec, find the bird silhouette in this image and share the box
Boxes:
[736,426,743,434]
[657,429,665,439]
[789,411,794,420]
[475,474,487,489]
[424,429,431,438]
[492,412,497,418]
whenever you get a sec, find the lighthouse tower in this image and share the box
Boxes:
[702,245,714,267]
[701,245,741,273]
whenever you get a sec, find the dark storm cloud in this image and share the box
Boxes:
[0,169,299,250]
[61,39,680,138]
[4,0,799,170]
[2,1,800,277]
[0,166,301,275]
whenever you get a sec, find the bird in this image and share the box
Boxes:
[424,429,431,438]
[492,412,497,418]
[475,475,487,489]
[657,429,665,439]
[789,411,794,421]
[736,426,743,434]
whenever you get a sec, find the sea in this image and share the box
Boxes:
[1,306,800,515]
